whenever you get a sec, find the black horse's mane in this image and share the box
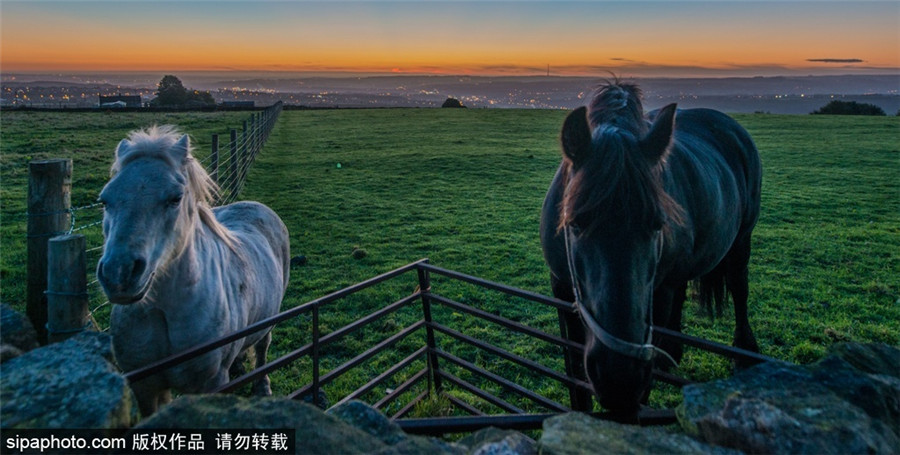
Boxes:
[560,81,681,236]
[587,80,646,134]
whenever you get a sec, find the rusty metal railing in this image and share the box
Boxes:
[124,258,782,434]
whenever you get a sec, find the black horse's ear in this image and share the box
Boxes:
[561,106,591,165]
[642,103,677,163]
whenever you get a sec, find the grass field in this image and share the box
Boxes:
[1,108,897,416]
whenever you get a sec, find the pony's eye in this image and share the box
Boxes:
[168,195,183,207]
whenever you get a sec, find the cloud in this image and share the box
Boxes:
[544,62,801,78]
[807,58,865,64]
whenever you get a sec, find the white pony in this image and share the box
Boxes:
[97,125,289,416]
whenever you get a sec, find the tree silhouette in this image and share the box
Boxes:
[811,100,886,116]
[152,75,215,107]
[156,75,188,106]
[441,97,466,108]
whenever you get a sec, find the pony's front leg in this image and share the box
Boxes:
[229,350,249,378]
[251,331,272,396]
[130,376,171,417]
[200,367,231,394]
[157,389,173,410]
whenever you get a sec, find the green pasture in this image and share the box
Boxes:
[1,108,897,416]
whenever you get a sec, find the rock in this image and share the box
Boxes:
[540,412,737,455]
[0,331,138,430]
[299,388,330,409]
[137,395,386,454]
[140,395,465,455]
[290,255,308,267]
[809,353,900,434]
[327,400,406,445]
[70,328,115,362]
[828,342,900,379]
[1,303,39,356]
[0,344,24,363]
[679,343,900,454]
[459,427,537,455]
[326,400,465,455]
[689,391,898,454]
[375,436,465,455]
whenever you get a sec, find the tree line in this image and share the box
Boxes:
[151,75,215,107]
[150,75,895,115]
[811,100,891,116]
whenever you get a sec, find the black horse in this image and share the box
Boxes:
[540,81,762,419]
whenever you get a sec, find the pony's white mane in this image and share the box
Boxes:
[112,125,238,249]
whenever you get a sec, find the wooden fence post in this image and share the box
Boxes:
[258,112,264,150]
[46,234,90,344]
[254,112,261,157]
[210,134,219,187]
[250,114,257,159]
[27,159,72,345]
[230,129,239,199]
[241,120,249,192]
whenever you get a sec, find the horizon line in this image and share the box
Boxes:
[4,62,899,79]
[5,68,900,77]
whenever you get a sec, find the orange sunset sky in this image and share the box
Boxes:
[2,1,898,77]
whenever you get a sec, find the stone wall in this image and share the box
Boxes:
[2,304,897,454]
[0,328,139,429]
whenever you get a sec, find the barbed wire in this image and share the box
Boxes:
[68,202,104,235]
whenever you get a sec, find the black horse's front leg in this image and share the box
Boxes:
[552,274,593,412]
[652,281,687,369]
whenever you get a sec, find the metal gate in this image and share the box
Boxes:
[124,259,777,435]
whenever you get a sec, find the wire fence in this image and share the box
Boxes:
[25,102,283,342]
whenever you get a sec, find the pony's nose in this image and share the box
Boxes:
[131,258,147,281]
[97,255,147,290]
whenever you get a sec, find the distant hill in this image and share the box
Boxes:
[3,73,897,113]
